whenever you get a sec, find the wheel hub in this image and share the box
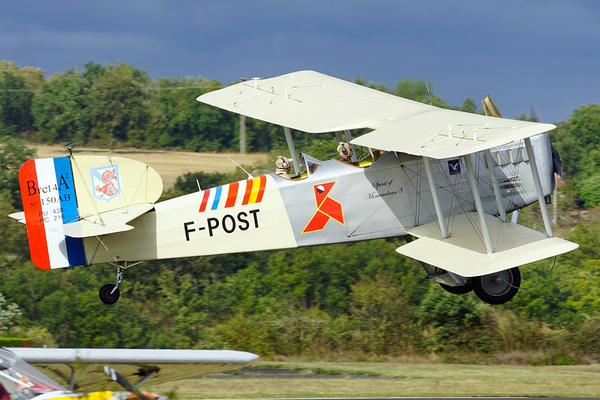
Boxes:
[481,270,513,296]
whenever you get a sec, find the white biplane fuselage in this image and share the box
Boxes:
[85,135,554,264]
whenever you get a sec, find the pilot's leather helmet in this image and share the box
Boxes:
[337,142,351,157]
[276,156,290,169]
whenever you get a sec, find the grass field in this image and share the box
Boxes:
[147,361,600,398]
[30,144,270,189]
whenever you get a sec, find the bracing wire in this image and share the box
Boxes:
[503,256,557,290]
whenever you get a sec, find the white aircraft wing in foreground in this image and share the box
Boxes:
[4,347,258,398]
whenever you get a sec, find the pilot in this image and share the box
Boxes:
[275,156,291,179]
[337,142,353,164]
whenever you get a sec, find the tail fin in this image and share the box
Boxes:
[19,157,86,270]
[18,155,163,270]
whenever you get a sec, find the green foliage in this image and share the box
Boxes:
[418,287,486,352]
[1,58,494,154]
[32,69,91,145]
[0,338,31,347]
[87,62,153,148]
[568,312,600,354]
[0,136,36,208]
[0,291,22,334]
[348,274,419,353]
[550,104,600,206]
[0,71,34,135]
[392,79,430,101]
[578,175,600,207]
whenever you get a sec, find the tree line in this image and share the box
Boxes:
[4,58,598,207]
[2,60,600,364]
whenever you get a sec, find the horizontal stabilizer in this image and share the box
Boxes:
[71,155,163,218]
[51,203,154,238]
[397,212,579,277]
[8,211,25,224]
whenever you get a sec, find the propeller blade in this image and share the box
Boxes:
[530,104,541,122]
[481,95,502,118]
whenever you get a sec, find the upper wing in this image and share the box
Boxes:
[197,70,556,159]
[10,348,259,392]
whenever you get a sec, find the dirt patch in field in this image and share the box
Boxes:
[29,144,270,189]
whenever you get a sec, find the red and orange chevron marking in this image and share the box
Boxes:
[199,176,267,213]
[302,181,344,234]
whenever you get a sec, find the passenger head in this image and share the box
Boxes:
[276,156,291,171]
[337,142,353,160]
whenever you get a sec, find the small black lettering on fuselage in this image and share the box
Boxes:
[183,209,260,241]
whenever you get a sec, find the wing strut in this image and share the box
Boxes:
[283,127,300,175]
[525,137,554,237]
[423,157,449,238]
[465,154,494,254]
[484,150,508,222]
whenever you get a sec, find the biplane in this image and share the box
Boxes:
[9,70,578,305]
[0,347,258,400]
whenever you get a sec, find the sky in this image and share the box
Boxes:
[1,0,599,123]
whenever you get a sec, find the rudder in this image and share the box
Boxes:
[19,157,86,270]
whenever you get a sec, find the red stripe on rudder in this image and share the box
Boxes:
[18,160,51,270]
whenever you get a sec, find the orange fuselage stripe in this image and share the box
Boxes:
[255,175,267,203]
[225,182,239,208]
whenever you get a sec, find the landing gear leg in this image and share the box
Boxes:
[99,265,124,305]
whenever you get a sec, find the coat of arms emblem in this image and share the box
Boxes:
[90,164,121,202]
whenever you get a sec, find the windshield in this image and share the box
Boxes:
[300,153,323,177]
[0,349,66,400]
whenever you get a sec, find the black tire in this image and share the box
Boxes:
[472,267,520,305]
[439,281,473,295]
[99,284,120,305]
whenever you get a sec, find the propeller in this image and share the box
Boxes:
[530,103,564,181]
[482,95,502,118]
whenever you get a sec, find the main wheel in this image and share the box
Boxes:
[472,267,520,305]
[439,281,473,295]
[99,284,120,305]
